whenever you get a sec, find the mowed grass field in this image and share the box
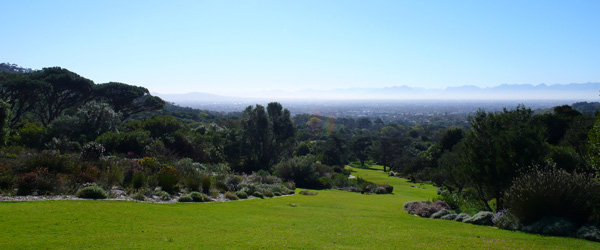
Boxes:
[0,166,598,249]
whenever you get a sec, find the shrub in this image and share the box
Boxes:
[81,142,105,161]
[76,185,108,199]
[132,191,146,201]
[576,224,600,242]
[441,213,458,220]
[209,188,220,198]
[235,191,248,199]
[225,192,239,200]
[96,129,152,156]
[201,174,212,194]
[282,187,294,195]
[492,210,522,231]
[16,168,56,195]
[274,192,282,196]
[184,172,202,192]
[225,175,242,191]
[188,191,211,202]
[214,180,229,192]
[263,190,274,198]
[381,183,394,194]
[0,164,14,190]
[403,201,421,211]
[464,211,495,226]
[189,191,205,202]
[157,166,179,194]
[405,200,451,218]
[132,172,146,190]
[454,213,471,222]
[521,217,577,236]
[430,209,451,219]
[156,190,171,201]
[252,191,264,198]
[438,189,489,214]
[505,167,600,224]
[178,195,193,202]
[20,151,70,174]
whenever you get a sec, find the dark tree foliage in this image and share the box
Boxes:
[535,105,583,145]
[459,105,549,211]
[318,132,351,167]
[351,135,372,167]
[0,99,9,145]
[439,127,464,152]
[0,63,33,73]
[236,103,295,172]
[31,67,95,126]
[357,117,372,130]
[372,125,407,172]
[93,82,165,121]
[0,73,48,127]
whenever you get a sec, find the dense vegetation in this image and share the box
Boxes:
[1,64,600,242]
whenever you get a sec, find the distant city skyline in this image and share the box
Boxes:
[2,1,599,96]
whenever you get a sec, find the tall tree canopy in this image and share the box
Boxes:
[459,105,548,210]
[31,67,95,126]
[237,102,295,172]
[93,82,165,121]
[0,73,47,126]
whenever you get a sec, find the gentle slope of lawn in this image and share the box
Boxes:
[0,166,597,249]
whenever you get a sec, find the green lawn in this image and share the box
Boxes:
[0,166,597,249]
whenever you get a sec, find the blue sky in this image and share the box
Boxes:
[2,1,599,96]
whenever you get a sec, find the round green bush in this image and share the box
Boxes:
[263,190,274,198]
[252,191,264,198]
[235,191,248,199]
[178,195,193,202]
[190,191,205,202]
[464,211,494,226]
[76,185,108,199]
[454,213,471,222]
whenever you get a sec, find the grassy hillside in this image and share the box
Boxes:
[0,166,597,249]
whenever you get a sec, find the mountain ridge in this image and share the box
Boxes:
[154,82,600,102]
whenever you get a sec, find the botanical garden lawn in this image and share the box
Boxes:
[0,166,597,249]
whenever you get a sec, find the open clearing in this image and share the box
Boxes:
[0,166,597,249]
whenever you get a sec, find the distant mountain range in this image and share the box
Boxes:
[155,83,600,103]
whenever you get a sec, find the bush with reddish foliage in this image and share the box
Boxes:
[16,168,56,195]
[404,200,451,218]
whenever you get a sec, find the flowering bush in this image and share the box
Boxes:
[492,209,521,230]
[81,142,105,161]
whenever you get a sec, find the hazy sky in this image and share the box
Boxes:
[2,1,599,95]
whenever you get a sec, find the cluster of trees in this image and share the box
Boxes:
[0,67,165,145]
[0,65,401,194]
